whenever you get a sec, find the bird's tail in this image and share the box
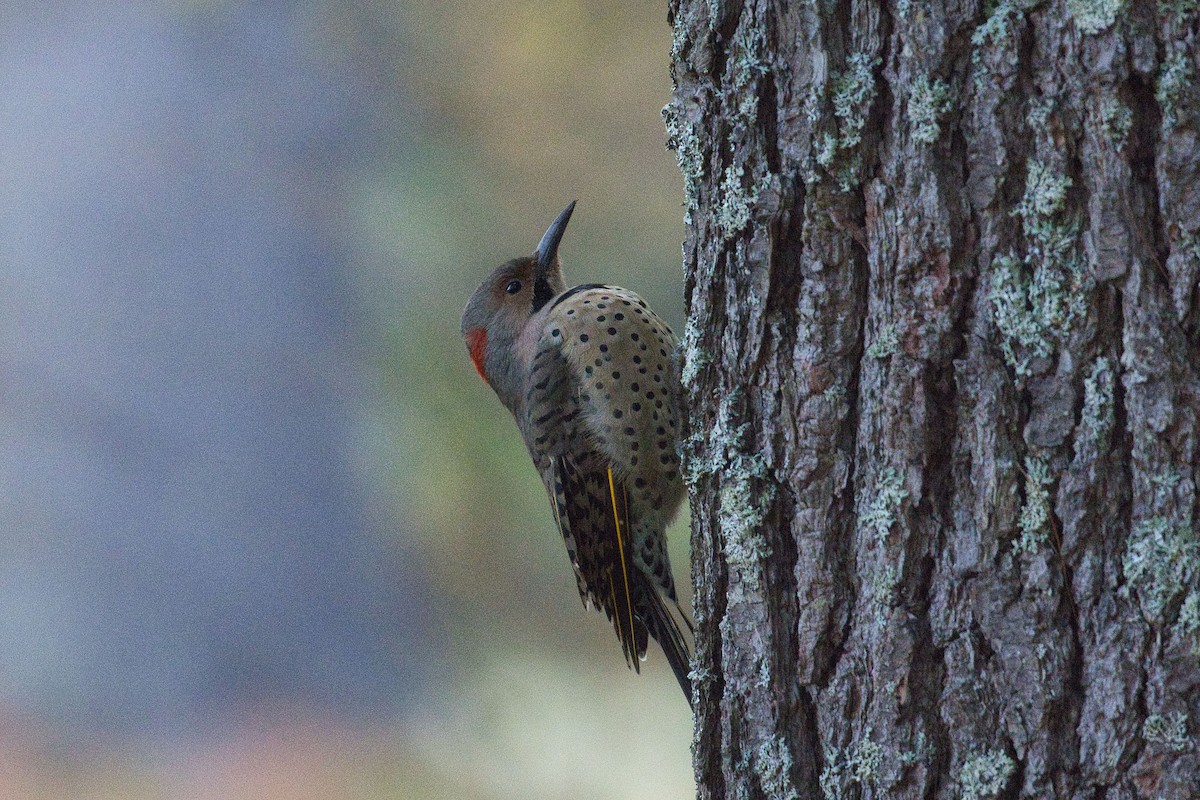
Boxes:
[637,572,694,708]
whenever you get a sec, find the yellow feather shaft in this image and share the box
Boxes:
[549,490,564,535]
[607,466,637,655]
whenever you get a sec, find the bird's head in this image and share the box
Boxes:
[461,201,575,404]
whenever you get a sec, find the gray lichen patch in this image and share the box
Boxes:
[971,1,1027,67]
[1157,50,1194,129]
[1174,591,1200,655]
[1158,0,1199,18]
[1176,227,1200,266]
[1099,96,1133,146]
[819,730,884,800]
[729,22,768,107]
[898,730,930,768]
[1142,711,1190,752]
[989,255,1047,369]
[860,467,909,544]
[832,53,878,150]
[682,389,746,489]
[719,456,774,594]
[704,0,721,31]
[866,321,899,359]
[908,75,954,145]
[812,52,879,191]
[1077,356,1115,450]
[988,254,1086,377]
[868,564,899,624]
[1015,160,1071,220]
[988,159,1089,377]
[753,736,800,800]
[663,101,706,223]
[959,750,1015,800]
[1025,97,1055,137]
[679,314,711,387]
[1149,469,1183,502]
[670,11,689,61]
[715,164,767,239]
[1067,0,1126,34]
[1016,455,1052,554]
[1122,516,1200,622]
[684,389,776,596]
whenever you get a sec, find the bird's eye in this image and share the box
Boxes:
[504,279,523,294]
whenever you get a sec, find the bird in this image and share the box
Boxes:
[460,201,693,705]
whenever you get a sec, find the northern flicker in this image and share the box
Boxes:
[460,201,693,705]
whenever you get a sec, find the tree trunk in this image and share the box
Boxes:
[665,1,1200,797]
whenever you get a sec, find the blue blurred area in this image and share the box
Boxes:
[0,3,431,735]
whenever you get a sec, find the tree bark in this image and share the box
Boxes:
[665,1,1200,797]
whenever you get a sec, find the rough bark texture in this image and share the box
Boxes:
[665,1,1200,798]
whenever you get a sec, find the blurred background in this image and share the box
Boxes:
[0,2,690,798]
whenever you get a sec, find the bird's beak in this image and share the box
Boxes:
[535,200,576,271]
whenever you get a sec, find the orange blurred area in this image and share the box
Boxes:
[1,1,691,797]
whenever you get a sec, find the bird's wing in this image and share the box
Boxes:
[523,332,590,602]
[522,290,647,667]
[553,453,646,670]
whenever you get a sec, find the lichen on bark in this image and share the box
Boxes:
[670,1,1200,797]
